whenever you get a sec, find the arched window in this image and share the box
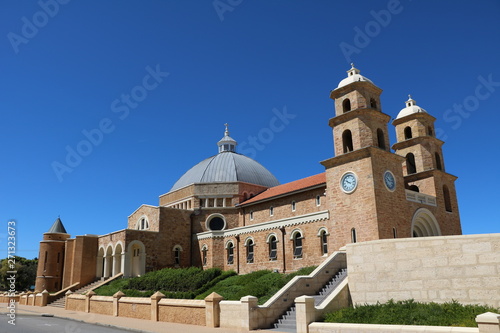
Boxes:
[246,239,254,263]
[316,195,321,206]
[351,228,357,243]
[137,217,149,230]
[173,246,181,265]
[292,231,303,259]
[408,184,419,192]
[201,245,208,266]
[404,126,413,140]
[226,242,234,265]
[319,229,328,255]
[44,251,48,271]
[269,206,274,217]
[268,235,278,261]
[249,211,254,221]
[406,153,417,174]
[291,201,296,212]
[342,98,351,112]
[376,128,386,150]
[443,185,452,212]
[428,126,434,137]
[342,130,353,153]
[393,227,397,238]
[435,152,443,171]
[370,98,377,109]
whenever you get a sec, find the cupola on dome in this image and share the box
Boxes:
[396,95,428,119]
[337,63,375,88]
[170,124,280,192]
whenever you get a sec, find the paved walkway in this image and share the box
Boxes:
[1,304,284,333]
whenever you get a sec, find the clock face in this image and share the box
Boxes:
[341,172,357,193]
[384,171,396,191]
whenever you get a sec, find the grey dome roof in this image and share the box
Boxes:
[170,152,280,191]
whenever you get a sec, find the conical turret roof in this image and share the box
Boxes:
[46,217,68,234]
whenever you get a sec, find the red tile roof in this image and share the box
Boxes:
[240,173,326,205]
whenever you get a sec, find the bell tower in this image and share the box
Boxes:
[322,65,407,248]
[392,96,462,235]
[329,64,390,156]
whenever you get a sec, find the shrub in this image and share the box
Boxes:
[324,299,500,327]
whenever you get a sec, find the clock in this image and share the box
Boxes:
[340,172,357,193]
[383,170,396,191]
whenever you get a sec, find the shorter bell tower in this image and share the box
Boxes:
[35,218,70,292]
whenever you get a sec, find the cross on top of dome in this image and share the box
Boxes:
[217,123,237,153]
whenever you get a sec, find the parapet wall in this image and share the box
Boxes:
[346,233,500,308]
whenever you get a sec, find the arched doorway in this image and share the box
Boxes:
[127,240,146,277]
[411,208,441,237]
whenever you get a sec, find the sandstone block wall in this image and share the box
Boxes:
[346,234,500,308]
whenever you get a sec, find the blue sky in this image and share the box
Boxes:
[1,0,499,259]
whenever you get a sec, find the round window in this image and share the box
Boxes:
[209,217,225,231]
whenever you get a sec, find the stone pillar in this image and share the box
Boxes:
[477,312,500,333]
[41,290,49,307]
[113,291,125,317]
[241,296,259,331]
[150,291,165,321]
[85,290,95,313]
[295,296,316,333]
[120,252,126,274]
[65,290,73,310]
[205,292,224,328]
[103,256,109,278]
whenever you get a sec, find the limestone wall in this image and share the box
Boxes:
[346,234,500,308]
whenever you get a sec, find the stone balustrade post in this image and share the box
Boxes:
[41,290,49,307]
[476,312,500,333]
[295,296,316,333]
[65,290,73,310]
[204,292,224,327]
[150,291,165,321]
[85,290,95,313]
[24,292,31,305]
[241,296,259,331]
[113,291,125,317]
[30,291,36,306]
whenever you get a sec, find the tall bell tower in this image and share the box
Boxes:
[322,65,407,249]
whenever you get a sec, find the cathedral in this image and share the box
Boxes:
[35,65,462,292]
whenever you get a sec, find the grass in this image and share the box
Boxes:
[324,299,499,327]
[197,266,317,304]
[94,266,317,303]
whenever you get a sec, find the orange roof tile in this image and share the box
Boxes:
[240,173,326,205]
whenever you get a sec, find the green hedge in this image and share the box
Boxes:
[197,266,317,304]
[324,299,499,327]
[94,266,316,303]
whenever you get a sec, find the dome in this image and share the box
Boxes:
[396,95,428,119]
[337,64,375,88]
[170,125,280,191]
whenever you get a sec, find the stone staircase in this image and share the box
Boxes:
[272,268,348,332]
[48,279,104,308]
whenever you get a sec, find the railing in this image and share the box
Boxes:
[405,190,437,206]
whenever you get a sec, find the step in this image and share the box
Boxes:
[273,268,348,331]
